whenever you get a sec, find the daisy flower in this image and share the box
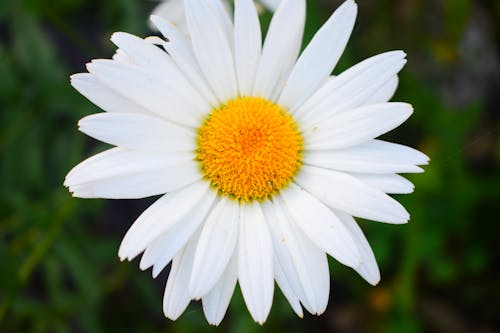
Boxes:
[65,0,429,325]
[151,0,280,33]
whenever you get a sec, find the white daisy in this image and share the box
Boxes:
[65,0,429,325]
[151,0,280,33]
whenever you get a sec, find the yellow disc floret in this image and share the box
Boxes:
[196,97,303,202]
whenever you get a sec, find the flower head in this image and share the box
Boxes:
[65,0,428,325]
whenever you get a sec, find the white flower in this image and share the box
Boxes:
[65,0,429,326]
[151,0,280,33]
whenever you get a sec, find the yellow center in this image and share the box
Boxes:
[196,97,303,202]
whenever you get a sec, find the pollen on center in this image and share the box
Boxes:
[196,96,303,202]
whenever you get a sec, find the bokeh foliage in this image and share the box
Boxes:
[1,0,499,332]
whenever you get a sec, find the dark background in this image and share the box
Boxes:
[1,0,499,332]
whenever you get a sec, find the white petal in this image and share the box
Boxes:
[295,165,410,224]
[118,181,211,261]
[364,76,399,104]
[78,112,195,152]
[252,0,306,100]
[279,0,357,111]
[279,183,361,268]
[273,254,304,318]
[352,173,415,194]
[189,198,239,299]
[303,139,429,174]
[64,148,199,199]
[65,148,189,184]
[207,0,234,43]
[202,253,238,326]
[238,202,274,324]
[66,169,197,199]
[335,211,380,285]
[184,0,238,101]
[261,201,305,317]
[150,15,219,107]
[290,231,330,316]
[296,51,406,123]
[87,60,203,128]
[304,102,413,150]
[234,0,262,95]
[163,230,200,320]
[267,200,330,315]
[70,73,148,114]
[139,191,216,278]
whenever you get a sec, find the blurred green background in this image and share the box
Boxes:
[1,0,499,332]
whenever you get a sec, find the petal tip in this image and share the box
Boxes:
[187,287,203,301]
[149,15,168,31]
[152,268,161,279]
[207,320,221,327]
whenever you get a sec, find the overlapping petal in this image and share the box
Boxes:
[86,60,204,127]
[118,181,212,260]
[140,189,216,278]
[163,231,200,320]
[304,139,429,174]
[202,254,238,325]
[78,112,195,153]
[70,73,149,114]
[150,15,219,106]
[351,173,415,194]
[295,165,410,224]
[296,51,407,125]
[304,103,413,150]
[280,183,361,267]
[335,211,380,285]
[262,200,330,315]
[189,198,239,299]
